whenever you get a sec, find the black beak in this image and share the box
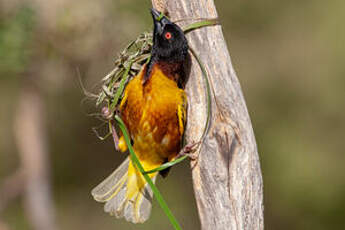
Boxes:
[151,8,163,34]
[151,8,171,35]
[151,8,161,22]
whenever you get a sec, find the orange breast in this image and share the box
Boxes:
[120,64,186,162]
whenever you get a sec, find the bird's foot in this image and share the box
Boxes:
[176,141,201,161]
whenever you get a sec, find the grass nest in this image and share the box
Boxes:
[95,18,218,120]
[96,31,153,117]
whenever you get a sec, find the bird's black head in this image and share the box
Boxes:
[150,8,188,63]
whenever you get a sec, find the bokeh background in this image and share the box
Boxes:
[1,0,344,229]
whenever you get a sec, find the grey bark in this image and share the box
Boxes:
[152,1,264,229]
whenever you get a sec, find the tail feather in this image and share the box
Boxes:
[91,157,129,202]
[91,157,157,223]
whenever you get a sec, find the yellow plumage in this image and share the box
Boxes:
[120,63,186,195]
[92,8,189,223]
[92,63,187,223]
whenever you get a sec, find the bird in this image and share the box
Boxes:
[91,8,189,223]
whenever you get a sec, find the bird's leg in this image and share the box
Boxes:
[101,106,122,151]
[176,141,201,160]
[110,121,120,151]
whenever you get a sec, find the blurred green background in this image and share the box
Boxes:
[1,0,344,229]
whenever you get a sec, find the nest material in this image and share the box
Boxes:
[96,32,153,111]
[95,18,218,123]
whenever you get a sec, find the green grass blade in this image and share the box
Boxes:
[114,115,182,230]
[189,47,212,141]
[143,155,188,175]
[157,12,165,21]
[110,61,133,111]
[183,19,219,34]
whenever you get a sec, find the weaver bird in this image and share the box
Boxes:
[92,8,189,223]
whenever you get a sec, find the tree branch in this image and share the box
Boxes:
[152,1,264,229]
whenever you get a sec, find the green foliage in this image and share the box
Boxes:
[0,6,35,77]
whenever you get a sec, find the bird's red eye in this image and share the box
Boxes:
[165,32,172,40]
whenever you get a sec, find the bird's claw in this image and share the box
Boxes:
[176,141,201,160]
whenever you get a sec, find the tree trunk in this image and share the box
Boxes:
[13,83,57,230]
[152,1,264,229]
